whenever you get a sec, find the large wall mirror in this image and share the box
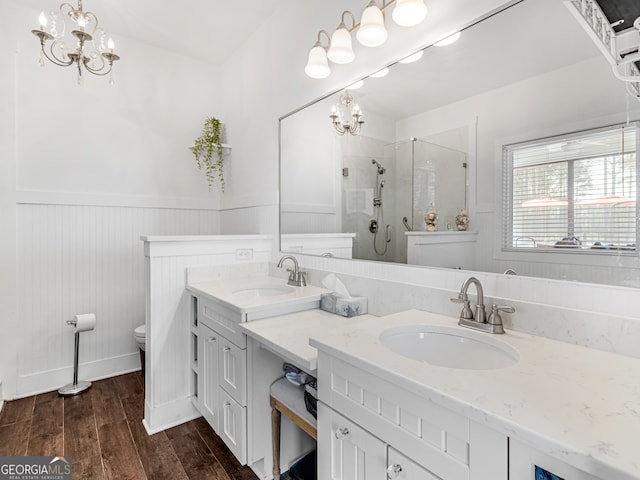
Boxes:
[280,0,640,287]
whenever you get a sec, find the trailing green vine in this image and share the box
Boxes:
[192,116,225,191]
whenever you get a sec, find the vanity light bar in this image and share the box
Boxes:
[305,0,428,79]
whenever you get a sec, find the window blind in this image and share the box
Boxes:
[503,124,638,252]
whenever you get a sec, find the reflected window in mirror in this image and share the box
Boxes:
[503,123,639,254]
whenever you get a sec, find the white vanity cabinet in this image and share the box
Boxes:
[317,351,508,480]
[196,297,249,463]
[188,285,324,474]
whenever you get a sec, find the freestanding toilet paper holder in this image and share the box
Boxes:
[58,316,93,396]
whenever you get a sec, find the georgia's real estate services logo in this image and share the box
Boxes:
[0,456,72,480]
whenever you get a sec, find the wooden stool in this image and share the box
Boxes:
[270,377,317,480]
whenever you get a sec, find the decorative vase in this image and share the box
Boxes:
[424,208,438,232]
[456,208,469,231]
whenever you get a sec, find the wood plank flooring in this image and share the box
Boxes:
[0,372,259,480]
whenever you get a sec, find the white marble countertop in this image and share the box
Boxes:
[309,309,640,480]
[240,309,373,375]
[186,276,329,315]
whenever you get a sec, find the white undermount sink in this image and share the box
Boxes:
[379,324,519,370]
[232,284,295,297]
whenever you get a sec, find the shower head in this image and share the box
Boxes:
[372,159,386,175]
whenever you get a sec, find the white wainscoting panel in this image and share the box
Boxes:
[15,203,219,397]
[142,236,273,433]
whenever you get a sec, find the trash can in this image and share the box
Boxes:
[289,450,316,480]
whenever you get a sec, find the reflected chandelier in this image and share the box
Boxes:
[31,0,120,84]
[305,0,428,79]
[330,91,364,135]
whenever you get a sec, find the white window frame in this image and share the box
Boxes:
[502,122,639,257]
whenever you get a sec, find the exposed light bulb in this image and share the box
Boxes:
[107,38,115,51]
[392,0,428,27]
[77,16,86,30]
[38,11,47,29]
[357,2,388,48]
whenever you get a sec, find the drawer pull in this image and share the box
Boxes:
[207,336,217,343]
[224,401,231,408]
[223,346,231,353]
[334,426,350,440]
[386,464,403,479]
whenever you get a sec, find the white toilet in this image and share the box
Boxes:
[133,324,146,376]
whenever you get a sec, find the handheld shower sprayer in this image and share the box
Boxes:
[372,159,386,175]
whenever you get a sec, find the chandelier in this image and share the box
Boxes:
[330,91,364,135]
[31,0,120,84]
[305,0,428,79]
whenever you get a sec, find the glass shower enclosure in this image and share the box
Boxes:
[341,137,467,264]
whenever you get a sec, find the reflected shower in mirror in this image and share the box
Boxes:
[280,0,640,287]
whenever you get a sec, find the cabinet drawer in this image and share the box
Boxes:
[388,447,442,480]
[199,298,246,348]
[219,388,247,465]
[218,337,247,405]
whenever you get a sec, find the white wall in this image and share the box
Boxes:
[1,1,224,398]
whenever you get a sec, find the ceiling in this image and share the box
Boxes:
[15,0,286,65]
[15,0,638,73]
[352,0,604,122]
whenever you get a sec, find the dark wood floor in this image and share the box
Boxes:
[0,372,259,479]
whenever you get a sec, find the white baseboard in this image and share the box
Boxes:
[143,395,201,434]
[15,352,140,398]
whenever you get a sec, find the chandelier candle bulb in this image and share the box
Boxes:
[107,38,114,52]
[38,11,47,30]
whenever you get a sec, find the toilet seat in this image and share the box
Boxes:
[134,324,146,351]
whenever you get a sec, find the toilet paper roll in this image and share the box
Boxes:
[73,313,96,333]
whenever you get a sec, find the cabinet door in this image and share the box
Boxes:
[218,336,247,405]
[200,324,219,432]
[509,439,600,480]
[318,403,387,480]
[387,447,442,480]
[219,388,247,465]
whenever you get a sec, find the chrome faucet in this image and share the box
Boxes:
[451,276,514,334]
[277,255,307,287]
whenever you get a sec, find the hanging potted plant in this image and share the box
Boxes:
[192,116,226,191]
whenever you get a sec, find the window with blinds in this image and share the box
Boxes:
[503,124,638,253]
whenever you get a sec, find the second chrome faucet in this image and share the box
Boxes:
[451,276,514,334]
